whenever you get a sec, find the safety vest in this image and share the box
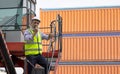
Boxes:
[24,29,42,55]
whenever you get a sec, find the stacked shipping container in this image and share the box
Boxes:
[40,7,120,33]
[50,65,120,74]
[40,6,120,74]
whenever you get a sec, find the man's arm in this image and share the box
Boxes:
[41,32,54,40]
[41,32,49,40]
[24,29,33,41]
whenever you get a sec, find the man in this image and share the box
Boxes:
[24,17,53,74]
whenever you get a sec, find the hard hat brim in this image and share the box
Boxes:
[32,19,40,22]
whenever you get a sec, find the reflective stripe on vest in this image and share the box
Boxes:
[25,29,42,55]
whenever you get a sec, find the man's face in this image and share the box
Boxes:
[31,20,40,29]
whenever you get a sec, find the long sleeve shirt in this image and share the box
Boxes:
[24,29,49,41]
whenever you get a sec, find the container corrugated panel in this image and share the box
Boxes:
[61,36,120,61]
[42,40,49,52]
[40,7,120,33]
[50,65,120,74]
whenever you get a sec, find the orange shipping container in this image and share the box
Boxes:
[50,65,120,74]
[61,36,120,61]
[40,7,120,33]
[42,36,120,61]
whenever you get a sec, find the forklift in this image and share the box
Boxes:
[0,0,62,74]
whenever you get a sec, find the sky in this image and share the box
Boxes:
[36,0,120,17]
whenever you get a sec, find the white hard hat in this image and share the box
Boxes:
[32,16,40,22]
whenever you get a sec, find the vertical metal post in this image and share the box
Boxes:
[24,58,27,74]
[57,14,62,53]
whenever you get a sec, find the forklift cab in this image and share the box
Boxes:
[0,0,36,42]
